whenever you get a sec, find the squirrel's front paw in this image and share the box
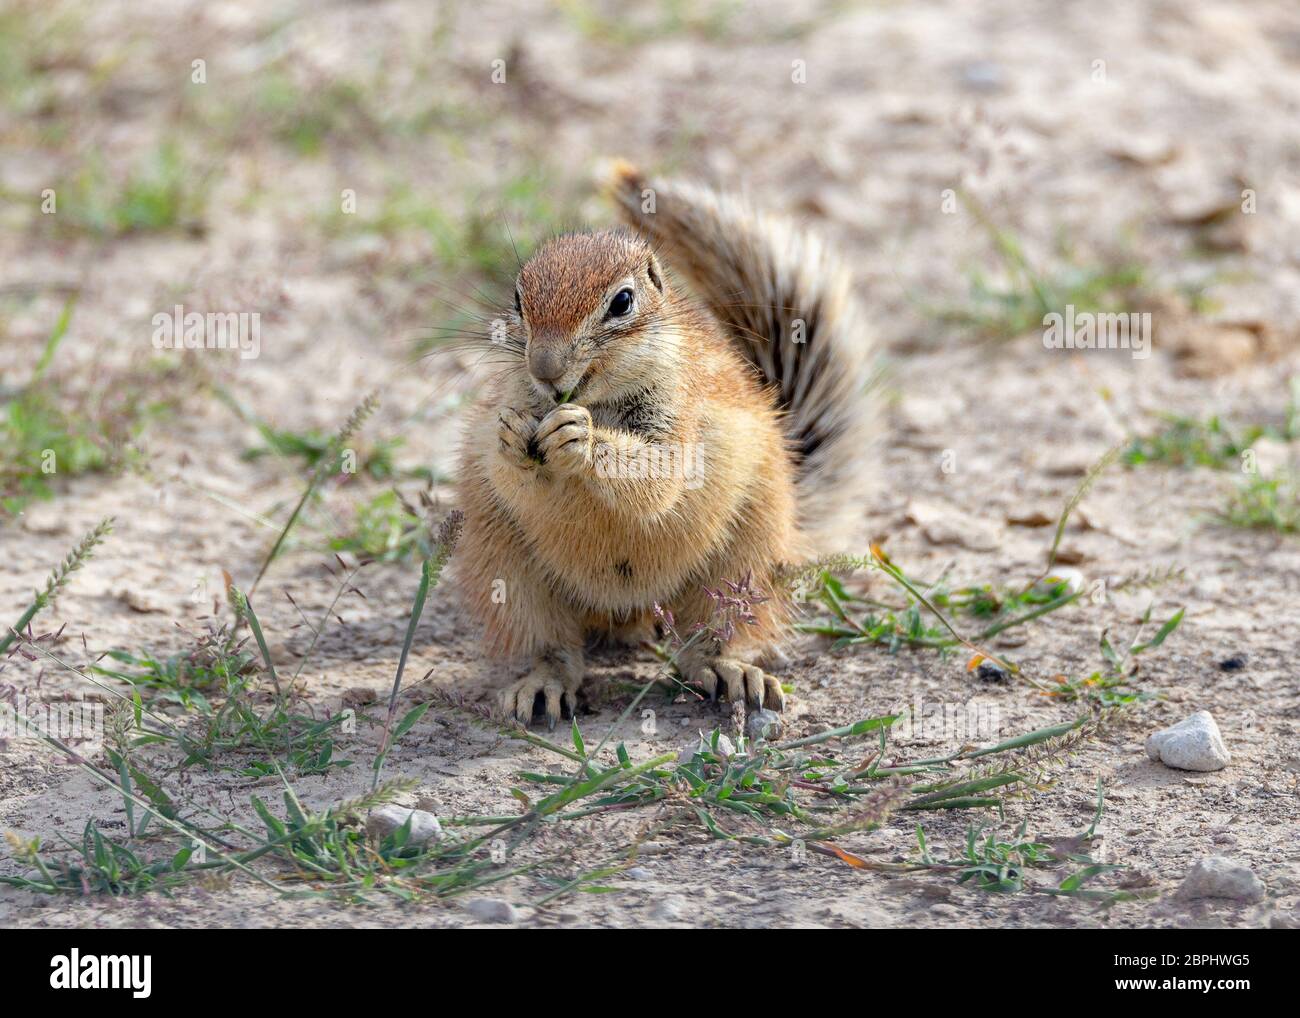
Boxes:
[686,657,785,711]
[497,407,539,469]
[535,403,593,475]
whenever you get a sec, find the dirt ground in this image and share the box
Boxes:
[1,0,1298,928]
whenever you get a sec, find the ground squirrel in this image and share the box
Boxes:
[456,161,876,727]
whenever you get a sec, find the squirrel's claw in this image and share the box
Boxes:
[497,407,539,469]
[498,666,580,729]
[685,658,784,711]
[534,403,593,474]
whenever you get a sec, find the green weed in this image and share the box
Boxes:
[57,142,209,237]
[1219,471,1300,534]
[92,620,255,712]
[911,782,1146,901]
[1,301,183,513]
[936,191,1152,341]
[1126,383,1299,532]
[1048,605,1185,706]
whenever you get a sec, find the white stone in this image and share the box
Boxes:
[1175,857,1265,903]
[366,805,443,845]
[1145,711,1230,771]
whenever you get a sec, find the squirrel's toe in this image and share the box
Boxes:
[498,668,580,729]
[684,658,783,711]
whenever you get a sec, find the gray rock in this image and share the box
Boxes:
[1175,857,1265,903]
[465,898,517,923]
[625,866,652,880]
[1145,711,1230,771]
[366,805,443,845]
[746,708,783,742]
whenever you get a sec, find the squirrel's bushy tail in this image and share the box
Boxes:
[604,160,878,553]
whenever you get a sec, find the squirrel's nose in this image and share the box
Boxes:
[528,345,566,384]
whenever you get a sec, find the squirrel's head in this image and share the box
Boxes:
[513,229,670,405]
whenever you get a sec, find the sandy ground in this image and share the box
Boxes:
[1,0,1298,928]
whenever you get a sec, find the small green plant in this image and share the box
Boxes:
[1124,413,1289,470]
[249,392,379,594]
[0,4,75,120]
[911,782,1146,902]
[254,73,371,156]
[1124,386,1299,533]
[2,301,184,514]
[98,643,353,778]
[1219,471,1300,533]
[219,384,429,483]
[936,191,1152,341]
[59,142,209,236]
[796,565,1079,655]
[328,490,429,562]
[2,824,198,897]
[243,428,425,482]
[372,511,463,788]
[93,620,256,711]
[1049,604,1185,706]
[91,590,355,778]
[791,454,1114,673]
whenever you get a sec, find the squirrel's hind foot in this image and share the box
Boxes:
[685,657,784,712]
[499,651,584,729]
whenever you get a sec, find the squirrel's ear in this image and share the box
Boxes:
[646,253,664,293]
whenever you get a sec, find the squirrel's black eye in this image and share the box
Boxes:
[607,287,634,318]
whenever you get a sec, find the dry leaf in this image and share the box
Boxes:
[820,842,871,869]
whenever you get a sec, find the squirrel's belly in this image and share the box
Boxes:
[517,485,728,613]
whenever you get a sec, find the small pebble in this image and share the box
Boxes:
[1145,711,1230,771]
[625,866,651,880]
[746,708,783,742]
[465,898,517,923]
[1218,655,1247,672]
[366,805,443,845]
